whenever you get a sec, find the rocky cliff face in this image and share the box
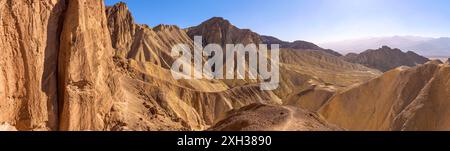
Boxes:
[0,0,66,130]
[106,3,192,68]
[105,2,135,58]
[58,0,117,131]
[343,46,430,72]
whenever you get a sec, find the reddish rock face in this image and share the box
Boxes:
[187,17,262,48]
[343,46,430,72]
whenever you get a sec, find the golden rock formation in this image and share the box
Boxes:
[0,0,66,130]
[0,0,445,131]
[320,62,450,130]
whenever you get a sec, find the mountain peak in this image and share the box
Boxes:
[202,17,231,26]
[115,1,127,7]
[344,46,429,71]
[107,1,129,11]
[106,2,135,51]
[154,24,181,31]
[187,17,342,56]
[207,17,226,21]
[186,17,261,47]
[106,2,134,23]
[381,45,391,49]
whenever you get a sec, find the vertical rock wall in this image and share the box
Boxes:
[0,0,66,130]
[58,0,115,131]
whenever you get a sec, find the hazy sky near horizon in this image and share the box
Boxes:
[105,0,450,43]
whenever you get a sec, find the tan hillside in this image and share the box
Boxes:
[184,16,381,101]
[319,62,450,130]
[108,57,282,130]
[276,49,381,110]
[104,3,283,130]
[209,103,342,131]
[280,49,381,88]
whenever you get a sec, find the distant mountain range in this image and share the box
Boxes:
[260,35,342,56]
[319,36,450,57]
[343,46,430,72]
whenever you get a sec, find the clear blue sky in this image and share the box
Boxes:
[105,0,450,43]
